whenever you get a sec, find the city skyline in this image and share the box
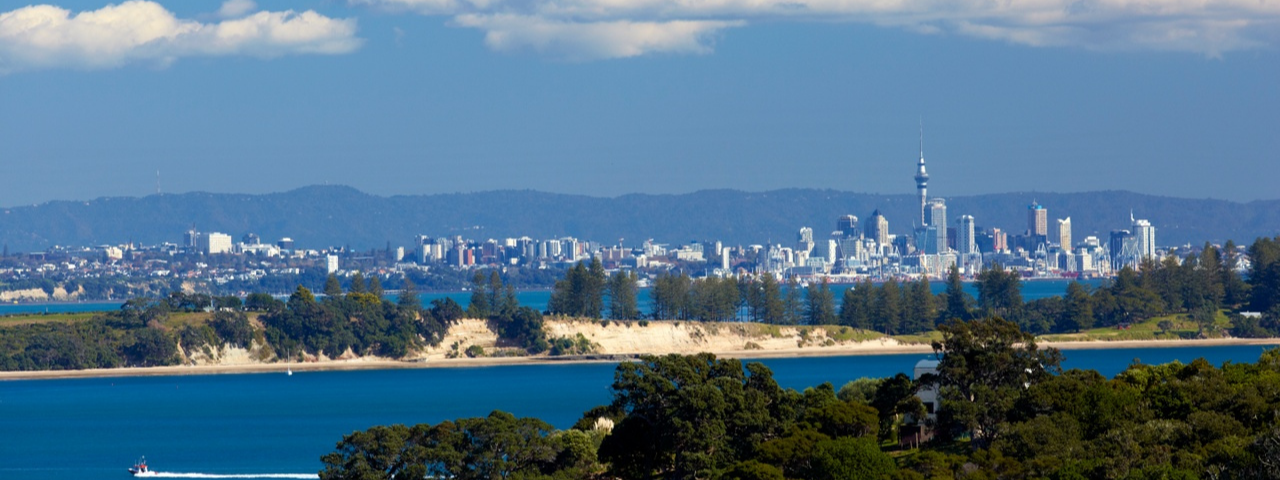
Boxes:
[0,1,1277,207]
[0,150,1168,288]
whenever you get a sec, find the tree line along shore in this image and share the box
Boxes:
[1,237,1279,372]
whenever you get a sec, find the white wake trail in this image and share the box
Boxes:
[149,473,319,479]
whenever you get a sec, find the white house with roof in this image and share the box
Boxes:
[901,358,940,447]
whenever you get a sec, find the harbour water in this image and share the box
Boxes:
[0,343,1270,480]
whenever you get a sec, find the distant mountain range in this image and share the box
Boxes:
[0,186,1276,253]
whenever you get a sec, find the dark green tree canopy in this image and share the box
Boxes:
[599,353,791,480]
[931,317,1063,448]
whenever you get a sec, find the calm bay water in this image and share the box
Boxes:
[0,344,1271,480]
[0,301,124,315]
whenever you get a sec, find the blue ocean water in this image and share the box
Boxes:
[0,301,124,315]
[0,344,1270,480]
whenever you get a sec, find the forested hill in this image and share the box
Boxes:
[1,186,1277,252]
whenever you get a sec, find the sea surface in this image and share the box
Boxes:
[0,278,1103,318]
[0,343,1270,480]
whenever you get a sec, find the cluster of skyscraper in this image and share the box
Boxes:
[775,129,1160,279]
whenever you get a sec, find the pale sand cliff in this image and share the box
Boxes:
[4,319,1279,381]
[0,285,85,303]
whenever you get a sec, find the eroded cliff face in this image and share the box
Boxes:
[414,318,916,361]
[178,339,275,366]
[0,285,86,302]
[174,318,920,367]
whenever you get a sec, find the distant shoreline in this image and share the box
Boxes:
[3,337,1277,382]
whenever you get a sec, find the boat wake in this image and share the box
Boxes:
[148,473,318,479]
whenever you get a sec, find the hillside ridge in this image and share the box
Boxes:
[1,186,1276,252]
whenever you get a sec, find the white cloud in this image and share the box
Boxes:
[455,14,742,60]
[217,0,258,19]
[354,0,1280,57]
[350,0,464,15]
[0,1,362,73]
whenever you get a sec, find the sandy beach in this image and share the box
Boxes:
[3,327,1277,381]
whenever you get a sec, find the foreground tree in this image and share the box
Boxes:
[931,317,1063,449]
[598,353,789,480]
[319,411,565,480]
[870,372,924,443]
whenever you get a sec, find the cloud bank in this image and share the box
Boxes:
[356,0,1280,59]
[0,1,361,73]
[454,14,743,60]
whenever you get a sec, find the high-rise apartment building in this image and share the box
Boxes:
[866,210,889,247]
[1028,201,1048,236]
[1057,217,1072,249]
[925,198,948,253]
[957,215,977,254]
[914,226,939,255]
[797,227,815,255]
[836,215,859,239]
[1133,217,1156,261]
[1111,213,1157,270]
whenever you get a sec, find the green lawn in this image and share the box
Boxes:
[0,310,244,328]
[0,312,98,326]
[818,325,885,343]
[1038,311,1232,342]
[892,330,944,345]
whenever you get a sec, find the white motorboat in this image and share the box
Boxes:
[128,456,157,476]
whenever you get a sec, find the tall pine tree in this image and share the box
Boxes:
[943,264,972,323]
[468,271,490,318]
[805,278,837,325]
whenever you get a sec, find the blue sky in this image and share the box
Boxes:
[0,0,1276,207]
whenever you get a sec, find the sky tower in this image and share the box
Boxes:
[914,123,929,226]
